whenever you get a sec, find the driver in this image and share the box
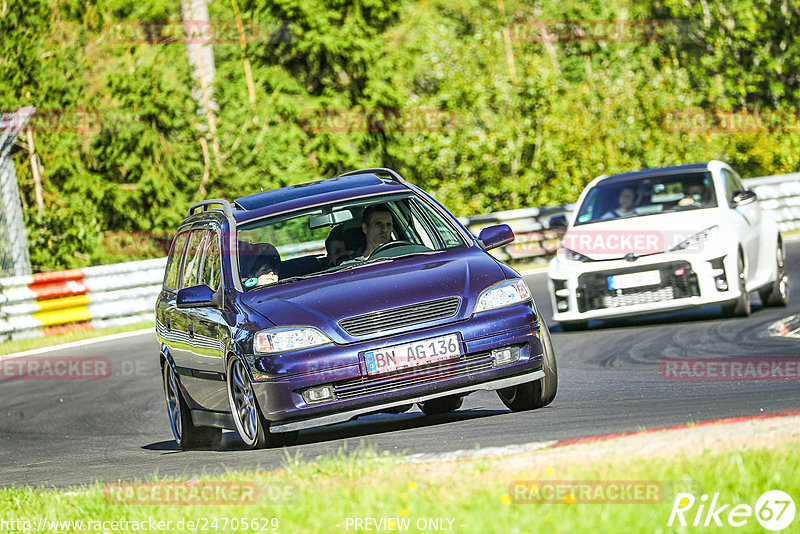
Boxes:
[361,203,394,257]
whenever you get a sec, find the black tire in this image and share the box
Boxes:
[759,240,789,307]
[497,319,558,411]
[226,356,298,449]
[163,362,221,449]
[723,252,751,317]
[418,395,464,415]
[559,320,588,332]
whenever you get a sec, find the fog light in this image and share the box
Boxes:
[715,278,728,291]
[492,346,520,366]
[301,384,335,404]
[557,299,568,311]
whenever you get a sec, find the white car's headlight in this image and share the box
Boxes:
[669,225,719,252]
[557,247,592,263]
[254,327,332,354]
[474,279,531,313]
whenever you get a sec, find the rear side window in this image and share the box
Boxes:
[181,230,210,289]
[163,232,190,290]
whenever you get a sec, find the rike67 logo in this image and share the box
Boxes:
[668,490,796,531]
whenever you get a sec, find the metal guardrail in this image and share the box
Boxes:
[743,173,800,233]
[0,258,165,341]
[0,174,796,341]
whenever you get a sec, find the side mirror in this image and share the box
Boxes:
[731,190,757,206]
[549,213,568,229]
[177,284,216,308]
[478,224,514,250]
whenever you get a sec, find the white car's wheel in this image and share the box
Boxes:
[723,252,751,317]
[759,240,789,307]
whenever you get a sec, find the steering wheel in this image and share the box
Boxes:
[369,240,416,257]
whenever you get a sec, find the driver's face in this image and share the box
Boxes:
[362,211,393,251]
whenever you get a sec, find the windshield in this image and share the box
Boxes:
[574,172,717,226]
[236,193,467,290]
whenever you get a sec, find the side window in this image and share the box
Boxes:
[721,169,743,206]
[163,232,189,290]
[200,232,221,291]
[181,230,209,289]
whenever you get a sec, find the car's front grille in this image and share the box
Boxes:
[577,261,700,312]
[339,297,461,336]
[332,352,492,400]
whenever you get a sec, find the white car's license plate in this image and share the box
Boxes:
[363,334,461,376]
[607,270,661,290]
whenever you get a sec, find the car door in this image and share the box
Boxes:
[156,230,190,364]
[721,168,761,280]
[177,227,230,411]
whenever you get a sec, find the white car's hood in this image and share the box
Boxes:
[562,209,718,260]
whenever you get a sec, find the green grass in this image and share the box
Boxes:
[0,321,154,356]
[1,441,797,533]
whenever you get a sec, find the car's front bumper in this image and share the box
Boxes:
[244,302,545,432]
[548,246,742,322]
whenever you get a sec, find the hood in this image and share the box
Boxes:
[240,247,506,342]
[562,210,718,260]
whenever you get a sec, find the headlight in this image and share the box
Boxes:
[474,279,531,313]
[254,327,332,354]
[557,247,592,262]
[669,225,719,252]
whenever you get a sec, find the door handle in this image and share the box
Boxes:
[188,322,194,338]
[165,316,171,331]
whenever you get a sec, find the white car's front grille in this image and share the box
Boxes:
[577,261,700,312]
[601,287,675,308]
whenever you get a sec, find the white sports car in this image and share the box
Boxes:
[548,161,789,330]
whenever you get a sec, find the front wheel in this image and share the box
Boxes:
[163,362,221,449]
[759,241,789,307]
[226,356,298,449]
[723,252,751,317]
[497,320,558,411]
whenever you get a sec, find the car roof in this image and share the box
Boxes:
[596,163,711,186]
[184,172,413,226]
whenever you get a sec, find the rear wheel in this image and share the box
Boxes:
[497,320,558,411]
[759,241,789,307]
[723,253,751,317]
[227,356,298,449]
[418,395,464,415]
[163,362,221,449]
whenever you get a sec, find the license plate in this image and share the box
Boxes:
[608,270,661,290]
[363,334,461,376]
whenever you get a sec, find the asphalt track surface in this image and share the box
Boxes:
[2,242,799,488]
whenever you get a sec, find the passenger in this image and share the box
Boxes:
[600,186,636,220]
[241,242,280,288]
[324,226,352,267]
[678,183,705,207]
[361,203,394,257]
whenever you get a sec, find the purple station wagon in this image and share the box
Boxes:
[156,168,557,449]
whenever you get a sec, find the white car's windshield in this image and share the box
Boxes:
[235,193,467,290]
[574,172,717,226]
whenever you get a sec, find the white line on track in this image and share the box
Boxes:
[0,328,156,361]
